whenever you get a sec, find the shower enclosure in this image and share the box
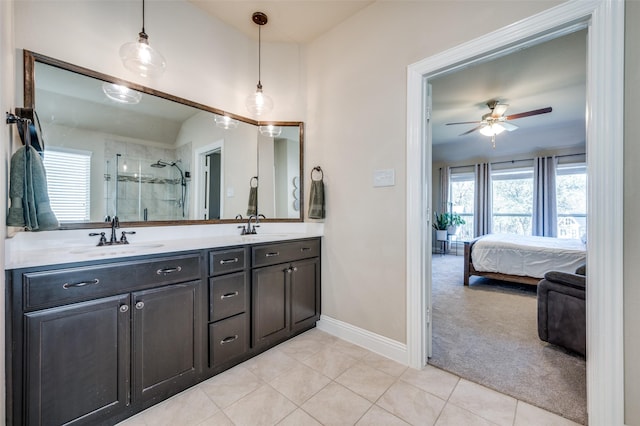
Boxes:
[105,154,188,221]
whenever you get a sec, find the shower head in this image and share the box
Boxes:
[151,160,170,168]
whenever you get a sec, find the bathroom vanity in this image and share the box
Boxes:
[5,233,321,426]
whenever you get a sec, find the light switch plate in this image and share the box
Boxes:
[226,187,235,197]
[373,169,395,187]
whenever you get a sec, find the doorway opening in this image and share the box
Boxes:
[405,1,624,423]
[194,141,224,220]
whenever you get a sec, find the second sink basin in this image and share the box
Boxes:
[69,243,165,257]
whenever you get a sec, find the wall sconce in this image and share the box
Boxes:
[120,0,166,78]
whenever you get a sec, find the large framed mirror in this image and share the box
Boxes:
[23,50,304,229]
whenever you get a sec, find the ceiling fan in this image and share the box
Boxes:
[446,100,552,148]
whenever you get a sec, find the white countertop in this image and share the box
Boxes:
[5,222,324,269]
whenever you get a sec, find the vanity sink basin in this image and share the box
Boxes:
[68,243,165,257]
[240,234,295,242]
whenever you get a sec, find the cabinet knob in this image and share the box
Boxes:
[135,301,145,310]
[119,305,129,313]
[293,267,298,272]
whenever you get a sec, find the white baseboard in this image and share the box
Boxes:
[316,315,408,365]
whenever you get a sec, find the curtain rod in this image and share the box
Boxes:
[449,152,585,169]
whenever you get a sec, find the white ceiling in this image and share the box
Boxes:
[431,29,587,164]
[188,1,374,43]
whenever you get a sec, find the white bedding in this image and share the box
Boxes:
[471,234,586,278]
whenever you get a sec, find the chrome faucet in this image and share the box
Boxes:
[89,216,135,246]
[110,216,120,243]
[247,214,260,235]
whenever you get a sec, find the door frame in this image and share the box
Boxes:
[405,1,624,423]
[193,140,224,220]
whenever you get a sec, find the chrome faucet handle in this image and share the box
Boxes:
[89,232,107,246]
[238,225,249,235]
[120,231,136,244]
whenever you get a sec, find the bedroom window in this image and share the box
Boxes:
[449,169,474,239]
[491,167,534,235]
[556,162,587,239]
[42,147,92,222]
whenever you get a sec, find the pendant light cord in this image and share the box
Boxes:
[141,0,146,35]
[257,24,262,87]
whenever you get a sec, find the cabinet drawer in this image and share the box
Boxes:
[209,272,247,322]
[209,314,248,367]
[24,253,201,310]
[252,239,320,268]
[209,248,247,276]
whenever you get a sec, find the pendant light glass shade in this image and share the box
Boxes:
[246,12,273,116]
[259,124,282,137]
[120,0,165,79]
[246,84,274,117]
[102,82,142,104]
[215,114,239,130]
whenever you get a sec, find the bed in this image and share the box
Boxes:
[463,234,586,286]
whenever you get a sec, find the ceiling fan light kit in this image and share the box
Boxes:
[446,100,552,148]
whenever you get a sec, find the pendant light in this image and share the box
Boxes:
[259,124,282,137]
[120,0,166,79]
[102,82,142,104]
[245,12,273,116]
[215,114,239,130]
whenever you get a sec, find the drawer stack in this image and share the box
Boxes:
[207,247,250,368]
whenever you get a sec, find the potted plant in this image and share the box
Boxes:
[444,213,466,235]
[433,212,449,241]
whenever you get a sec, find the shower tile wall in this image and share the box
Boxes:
[104,140,191,221]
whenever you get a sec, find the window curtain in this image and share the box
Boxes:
[533,156,557,237]
[439,167,450,213]
[474,163,492,237]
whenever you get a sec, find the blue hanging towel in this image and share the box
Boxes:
[7,146,59,231]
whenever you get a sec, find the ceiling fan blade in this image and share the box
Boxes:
[446,120,481,126]
[505,107,552,120]
[459,125,483,136]
[491,103,509,118]
[501,122,518,131]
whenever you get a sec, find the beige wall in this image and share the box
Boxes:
[305,1,561,343]
[624,1,640,423]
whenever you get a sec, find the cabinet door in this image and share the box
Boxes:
[132,281,201,403]
[290,258,321,334]
[25,294,130,426]
[252,264,290,348]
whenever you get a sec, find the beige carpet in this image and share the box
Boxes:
[429,254,587,424]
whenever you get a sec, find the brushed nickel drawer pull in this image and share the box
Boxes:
[156,266,182,275]
[265,252,280,257]
[219,258,239,265]
[301,247,311,251]
[220,291,239,300]
[62,278,100,289]
[220,335,239,345]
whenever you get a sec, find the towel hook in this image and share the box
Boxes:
[250,176,258,188]
[311,166,323,181]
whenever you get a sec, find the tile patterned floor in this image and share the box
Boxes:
[117,329,581,426]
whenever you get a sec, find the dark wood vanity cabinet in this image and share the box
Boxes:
[7,252,203,426]
[252,239,321,349]
[6,238,320,426]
